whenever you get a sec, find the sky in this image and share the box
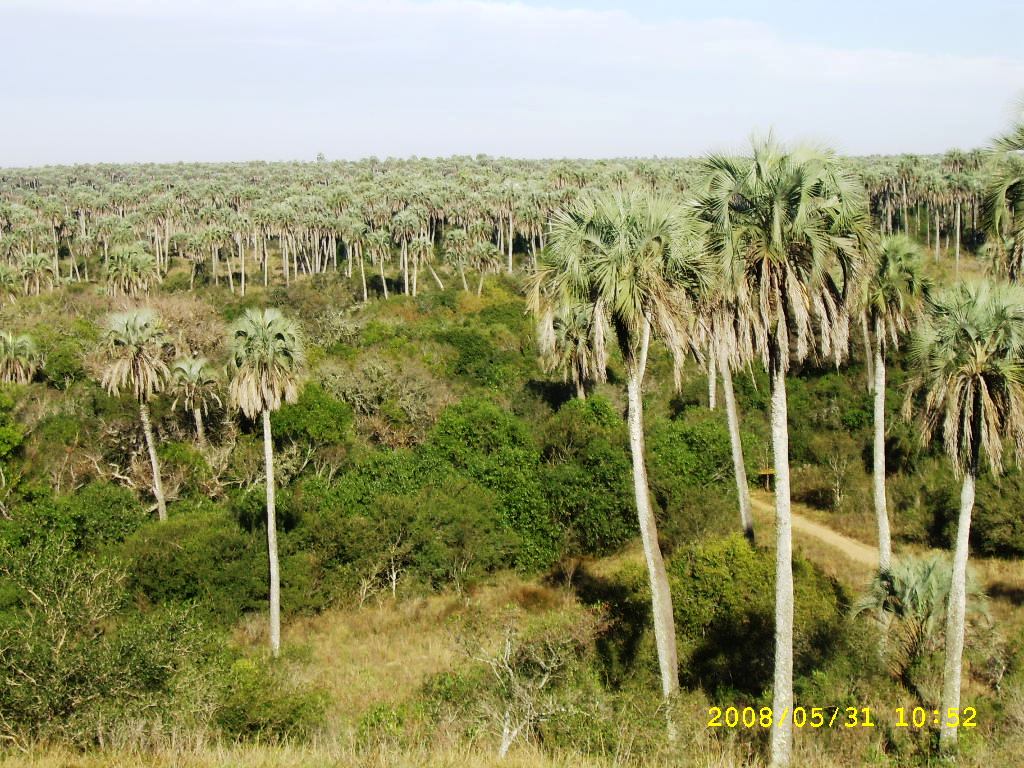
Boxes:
[1,0,1022,166]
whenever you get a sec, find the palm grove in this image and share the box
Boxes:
[1,113,1024,766]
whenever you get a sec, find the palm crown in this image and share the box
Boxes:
[529,186,710,382]
[865,234,929,349]
[0,331,42,384]
[100,309,169,403]
[694,138,873,371]
[170,356,221,415]
[228,308,304,419]
[907,280,1024,477]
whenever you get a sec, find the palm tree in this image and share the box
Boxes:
[0,331,42,384]
[853,554,987,695]
[538,304,599,399]
[694,138,871,768]
[985,114,1024,280]
[905,280,1024,753]
[100,309,170,522]
[528,187,711,735]
[862,235,928,573]
[106,242,160,298]
[0,265,17,308]
[18,252,56,296]
[169,356,221,448]
[228,308,304,658]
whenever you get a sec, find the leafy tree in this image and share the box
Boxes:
[99,309,170,522]
[905,280,1024,753]
[228,308,305,658]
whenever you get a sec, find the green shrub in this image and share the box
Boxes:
[437,328,521,389]
[668,534,846,697]
[541,397,635,555]
[121,504,267,625]
[215,657,326,741]
[0,537,207,747]
[969,470,1024,556]
[0,482,146,552]
[271,382,353,446]
[40,338,85,389]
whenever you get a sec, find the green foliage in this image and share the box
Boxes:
[427,398,560,570]
[969,470,1024,556]
[0,537,207,747]
[668,534,846,697]
[271,382,353,446]
[1,482,146,552]
[541,397,635,555]
[437,327,521,389]
[40,338,85,389]
[214,657,326,742]
[120,504,268,625]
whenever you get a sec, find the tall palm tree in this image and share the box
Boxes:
[0,265,17,308]
[169,356,221,448]
[985,114,1024,280]
[106,242,160,298]
[538,304,599,399]
[905,280,1024,753]
[695,138,871,768]
[528,187,711,734]
[100,310,170,522]
[18,252,56,296]
[228,308,304,658]
[0,331,42,384]
[863,235,928,572]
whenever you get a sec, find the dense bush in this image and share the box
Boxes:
[120,504,269,624]
[426,398,560,570]
[271,382,353,446]
[437,327,522,389]
[668,534,847,697]
[215,657,326,741]
[0,482,146,552]
[541,397,635,555]
[0,537,208,747]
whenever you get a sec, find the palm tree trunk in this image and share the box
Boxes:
[263,409,281,658]
[139,402,167,522]
[768,353,794,768]
[707,354,717,410]
[954,199,961,278]
[721,356,753,543]
[872,335,891,572]
[402,242,409,295]
[428,263,445,290]
[359,250,368,302]
[939,463,975,753]
[193,407,207,449]
[861,313,874,392]
[379,258,389,299]
[625,365,679,737]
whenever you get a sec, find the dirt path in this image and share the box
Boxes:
[749,492,879,571]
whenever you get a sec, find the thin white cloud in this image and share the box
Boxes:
[1,0,1021,164]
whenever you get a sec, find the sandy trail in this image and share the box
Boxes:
[749,491,879,570]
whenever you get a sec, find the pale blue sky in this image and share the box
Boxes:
[1,0,1021,165]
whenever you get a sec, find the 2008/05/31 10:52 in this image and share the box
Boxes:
[707,706,978,729]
